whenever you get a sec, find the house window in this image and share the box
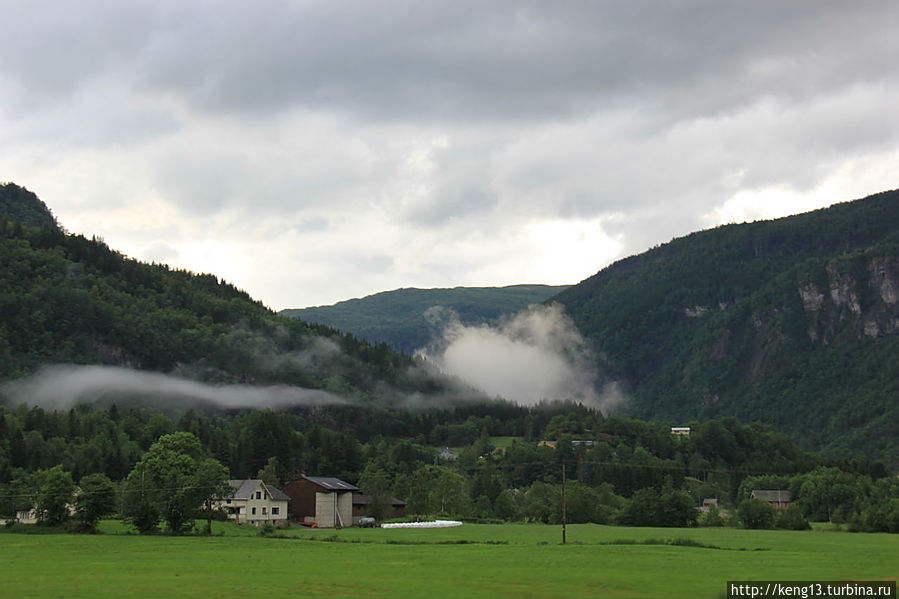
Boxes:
[262,507,267,515]
[272,507,279,516]
[255,491,262,499]
[251,507,256,515]
[226,499,231,504]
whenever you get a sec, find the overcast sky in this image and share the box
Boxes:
[2,1,896,310]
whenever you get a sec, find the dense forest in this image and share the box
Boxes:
[1,401,895,532]
[281,285,567,354]
[554,189,899,463]
[0,184,459,406]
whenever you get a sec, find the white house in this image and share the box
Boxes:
[219,479,290,528]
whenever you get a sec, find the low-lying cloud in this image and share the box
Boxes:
[0,364,348,412]
[417,303,625,414]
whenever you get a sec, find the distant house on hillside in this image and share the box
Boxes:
[12,502,75,524]
[751,490,792,509]
[219,479,289,528]
[537,440,557,449]
[282,475,359,528]
[437,447,457,461]
[700,498,720,513]
[671,427,691,436]
[14,508,39,524]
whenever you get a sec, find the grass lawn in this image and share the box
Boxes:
[1,522,896,598]
[489,436,523,449]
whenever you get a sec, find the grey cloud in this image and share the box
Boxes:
[140,240,180,264]
[404,187,498,226]
[0,364,347,411]
[1,1,896,310]
[4,1,895,124]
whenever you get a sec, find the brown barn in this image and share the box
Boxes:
[751,490,792,509]
[282,475,359,528]
[352,494,407,524]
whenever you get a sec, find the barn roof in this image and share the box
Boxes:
[751,490,792,503]
[353,493,406,507]
[303,475,360,492]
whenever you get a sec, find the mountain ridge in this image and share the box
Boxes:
[553,188,899,462]
[282,284,568,354]
[0,183,455,406]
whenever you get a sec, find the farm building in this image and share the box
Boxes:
[751,489,792,509]
[283,475,359,528]
[671,427,691,436]
[219,479,290,528]
[352,494,407,524]
[537,440,596,450]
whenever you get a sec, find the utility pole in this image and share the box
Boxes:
[561,461,567,545]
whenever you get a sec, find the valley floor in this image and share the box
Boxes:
[0,522,896,598]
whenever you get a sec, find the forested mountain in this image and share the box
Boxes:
[0,183,58,230]
[1,184,895,533]
[281,285,567,354]
[554,189,899,462]
[0,184,453,404]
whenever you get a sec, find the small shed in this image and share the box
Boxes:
[282,475,360,528]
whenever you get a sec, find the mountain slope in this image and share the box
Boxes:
[0,183,58,230]
[0,187,451,404]
[554,189,899,462]
[282,284,568,354]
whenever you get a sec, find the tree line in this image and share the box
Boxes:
[1,401,895,533]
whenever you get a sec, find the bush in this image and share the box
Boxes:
[738,498,775,529]
[258,523,276,537]
[617,488,698,527]
[698,504,726,527]
[776,505,811,531]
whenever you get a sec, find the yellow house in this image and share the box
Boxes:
[219,479,289,527]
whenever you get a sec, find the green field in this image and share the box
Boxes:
[1,522,896,598]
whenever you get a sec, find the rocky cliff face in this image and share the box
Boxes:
[799,256,899,342]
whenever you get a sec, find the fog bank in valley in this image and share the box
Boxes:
[418,303,625,414]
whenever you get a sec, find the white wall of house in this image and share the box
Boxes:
[219,481,288,528]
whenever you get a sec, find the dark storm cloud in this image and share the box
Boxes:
[3,1,895,124]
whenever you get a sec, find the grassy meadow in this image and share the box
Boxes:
[1,522,896,598]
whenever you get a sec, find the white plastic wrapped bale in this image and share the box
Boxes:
[380,520,463,529]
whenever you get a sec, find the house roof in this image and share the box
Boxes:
[751,490,792,503]
[353,493,406,507]
[268,486,290,501]
[302,475,359,492]
[226,479,290,501]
